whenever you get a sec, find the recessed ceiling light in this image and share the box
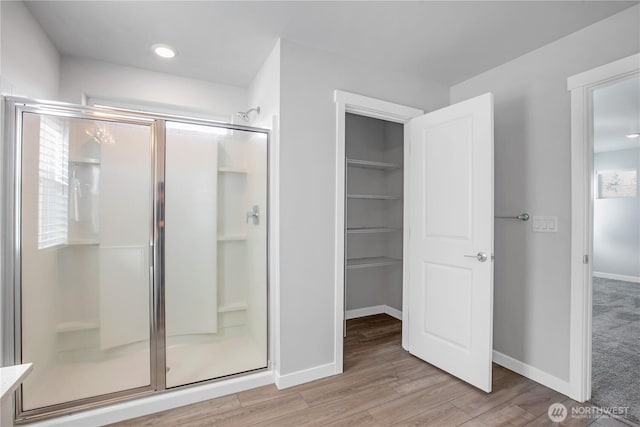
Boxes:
[152,44,176,59]
[626,133,640,139]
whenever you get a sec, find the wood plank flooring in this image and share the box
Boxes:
[109,315,636,427]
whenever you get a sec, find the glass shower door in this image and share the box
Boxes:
[18,112,154,411]
[164,121,268,387]
[11,100,270,421]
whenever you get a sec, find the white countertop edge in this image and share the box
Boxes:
[1,363,33,401]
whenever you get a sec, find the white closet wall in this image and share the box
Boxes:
[345,114,403,315]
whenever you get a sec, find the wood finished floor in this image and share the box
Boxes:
[109,315,636,427]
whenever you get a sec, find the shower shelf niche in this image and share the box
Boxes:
[217,234,247,242]
[67,239,99,246]
[218,167,247,174]
[55,321,99,334]
[217,302,247,313]
[70,158,100,165]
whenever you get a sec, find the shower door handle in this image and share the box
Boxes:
[246,205,260,225]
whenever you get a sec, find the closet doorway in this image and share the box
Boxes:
[334,90,495,393]
[344,114,404,325]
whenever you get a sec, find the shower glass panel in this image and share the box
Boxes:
[164,122,268,387]
[19,112,153,410]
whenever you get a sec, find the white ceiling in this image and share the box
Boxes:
[26,1,638,88]
[593,76,640,153]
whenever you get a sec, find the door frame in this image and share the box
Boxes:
[567,53,640,402]
[333,90,423,373]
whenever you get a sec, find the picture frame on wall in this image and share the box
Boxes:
[596,169,638,199]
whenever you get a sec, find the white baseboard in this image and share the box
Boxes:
[345,305,402,321]
[274,362,337,389]
[385,306,403,320]
[493,351,570,396]
[593,271,640,284]
[30,371,274,427]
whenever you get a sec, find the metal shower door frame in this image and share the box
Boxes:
[2,96,271,424]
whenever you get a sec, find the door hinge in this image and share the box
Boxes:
[583,254,589,264]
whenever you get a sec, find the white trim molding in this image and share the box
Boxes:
[84,95,232,123]
[28,371,274,427]
[567,55,640,91]
[493,351,571,397]
[567,53,640,403]
[345,305,403,321]
[334,91,424,124]
[268,114,281,386]
[333,90,423,375]
[593,272,640,284]
[274,363,337,390]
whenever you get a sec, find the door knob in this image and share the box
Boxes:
[464,252,488,262]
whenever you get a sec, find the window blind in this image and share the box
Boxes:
[38,116,69,249]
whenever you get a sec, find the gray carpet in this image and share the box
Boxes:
[590,277,640,424]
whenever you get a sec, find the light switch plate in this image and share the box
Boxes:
[532,216,558,233]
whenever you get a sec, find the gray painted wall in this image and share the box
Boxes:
[0,1,59,99]
[279,38,449,375]
[451,5,640,381]
[247,40,281,375]
[59,56,247,120]
[593,148,640,278]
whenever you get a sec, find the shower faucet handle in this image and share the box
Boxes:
[246,205,260,225]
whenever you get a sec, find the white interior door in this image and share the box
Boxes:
[408,93,494,392]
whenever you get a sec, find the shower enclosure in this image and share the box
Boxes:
[2,97,269,422]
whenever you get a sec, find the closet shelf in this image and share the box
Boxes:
[347,227,401,234]
[56,321,99,333]
[347,158,400,170]
[346,257,402,270]
[217,234,247,241]
[218,302,247,313]
[347,194,402,200]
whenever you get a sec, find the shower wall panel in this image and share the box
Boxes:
[165,123,218,337]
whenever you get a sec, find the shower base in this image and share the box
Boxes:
[22,335,265,412]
